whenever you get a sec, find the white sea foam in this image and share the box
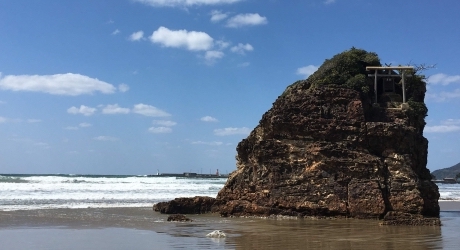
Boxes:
[1,175,459,211]
[0,175,227,211]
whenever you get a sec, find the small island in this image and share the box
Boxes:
[155,48,440,226]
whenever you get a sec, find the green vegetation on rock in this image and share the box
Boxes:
[307,47,380,92]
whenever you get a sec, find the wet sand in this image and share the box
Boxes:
[0,205,459,250]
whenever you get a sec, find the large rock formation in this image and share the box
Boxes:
[156,48,440,225]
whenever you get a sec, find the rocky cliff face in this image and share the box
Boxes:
[214,80,439,224]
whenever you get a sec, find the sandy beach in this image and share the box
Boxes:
[1,204,459,250]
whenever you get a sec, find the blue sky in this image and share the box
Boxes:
[1,0,460,175]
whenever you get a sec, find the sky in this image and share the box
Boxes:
[1,0,460,175]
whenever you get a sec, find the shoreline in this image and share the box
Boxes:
[1,207,458,250]
[439,200,460,211]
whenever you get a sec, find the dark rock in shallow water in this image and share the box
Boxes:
[153,196,216,214]
[156,48,440,225]
[167,214,192,222]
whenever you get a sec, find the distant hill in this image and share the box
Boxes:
[431,162,460,179]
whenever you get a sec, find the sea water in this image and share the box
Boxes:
[0,174,459,211]
[0,174,226,211]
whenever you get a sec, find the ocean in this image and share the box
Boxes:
[0,174,459,211]
[0,174,227,211]
[1,174,459,249]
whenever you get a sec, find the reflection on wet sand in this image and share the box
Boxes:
[0,208,457,250]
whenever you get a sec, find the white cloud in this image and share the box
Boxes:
[112,29,120,35]
[94,136,119,141]
[102,104,130,114]
[237,62,250,67]
[0,116,7,123]
[425,125,460,133]
[192,141,223,146]
[0,73,116,96]
[153,120,177,126]
[79,123,92,128]
[324,0,336,4]
[215,40,230,49]
[150,26,214,51]
[205,50,225,62]
[297,65,319,78]
[129,31,144,41]
[67,105,97,116]
[134,0,242,7]
[230,43,253,54]
[118,83,130,92]
[442,119,460,125]
[35,142,49,147]
[210,10,228,22]
[27,119,42,123]
[214,127,250,136]
[426,89,460,102]
[148,126,172,133]
[226,13,268,28]
[201,116,218,122]
[428,73,460,85]
[425,119,460,133]
[133,103,171,117]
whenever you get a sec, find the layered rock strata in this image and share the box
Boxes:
[154,49,440,225]
[214,83,439,225]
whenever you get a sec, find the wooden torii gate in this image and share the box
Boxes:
[366,66,414,104]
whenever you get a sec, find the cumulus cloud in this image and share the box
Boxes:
[192,141,223,146]
[134,0,242,7]
[150,26,214,51]
[297,65,319,78]
[214,127,250,136]
[129,31,144,41]
[205,50,225,63]
[0,73,116,96]
[153,120,177,126]
[94,136,119,141]
[215,40,230,49]
[133,103,171,117]
[112,29,120,35]
[428,73,460,85]
[102,104,130,114]
[201,116,218,122]
[65,123,92,130]
[148,126,172,133]
[426,89,460,102]
[67,105,97,116]
[237,62,250,67]
[425,119,460,133]
[210,10,228,22]
[118,83,130,92]
[226,13,267,28]
[230,43,253,54]
[425,125,460,133]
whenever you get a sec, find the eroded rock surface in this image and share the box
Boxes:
[214,83,439,224]
[154,49,440,225]
[153,196,216,214]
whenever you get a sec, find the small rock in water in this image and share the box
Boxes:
[206,230,226,238]
[167,214,192,222]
